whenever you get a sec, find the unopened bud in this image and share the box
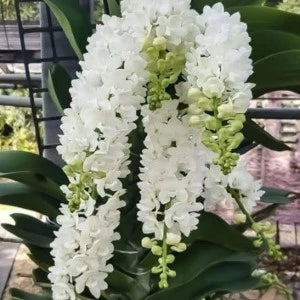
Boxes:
[188,88,202,102]
[153,37,167,50]
[189,115,202,126]
[166,233,181,245]
[171,243,187,253]
[204,116,220,131]
[151,245,162,256]
[142,237,153,249]
[234,213,246,224]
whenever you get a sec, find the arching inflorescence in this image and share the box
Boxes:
[49,1,271,299]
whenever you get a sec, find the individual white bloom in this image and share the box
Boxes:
[75,271,109,299]
[228,162,265,212]
[52,282,76,300]
[202,77,225,98]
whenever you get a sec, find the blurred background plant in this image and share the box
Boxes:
[278,0,300,13]
[0,0,39,21]
[0,89,38,152]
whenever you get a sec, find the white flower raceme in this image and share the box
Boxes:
[184,2,254,115]
[138,100,211,243]
[51,5,150,299]
[49,196,124,299]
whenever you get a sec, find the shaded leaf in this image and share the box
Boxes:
[10,289,51,300]
[186,212,257,252]
[0,151,68,186]
[2,214,55,248]
[146,242,258,300]
[48,64,72,115]
[250,30,300,62]
[191,0,263,13]
[43,0,92,59]
[0,171,65,202]
[107,0,121,17]
[261,186,293,204]
[228,6,300,36]
[32,268,51,288]
[242,119,291,151]
[251,50,300,97]
[0,182,60,217]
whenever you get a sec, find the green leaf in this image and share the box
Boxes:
[43,0,92,59]
[146,242,258,300]
[32,268,51,288]
[2,214,55,248]
[251,30,300,62]
[48,64,72,115]
[228,6,300,36]
[0,151,68,186]
[251,50,300,97]
[107,270,149,300]
[186,212,257,252]
[10,289,51,300]
[191,0,263,13]
[0,182,60,217]
[107,0,121,17]
[0,171,66,202]
[26,245,53,269]
[261,186,293,204]
[242,119,291,151]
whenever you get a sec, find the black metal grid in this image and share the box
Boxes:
[14,0,77,155]
[13,0,300,157]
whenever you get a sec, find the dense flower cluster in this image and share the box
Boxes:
[50,7,149,299]
[49,0,267,298]
[49,196,124,299]
[138,100,211,242]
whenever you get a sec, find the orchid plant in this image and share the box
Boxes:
[1,0,300,299]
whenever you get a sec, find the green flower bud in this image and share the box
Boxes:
[166,232,181,245]
[153,37,167,51]
[152,266,162,274]
[166,254,175,264]
[198,97,213,111]
[151,245,163,256]
[189,115,202,126]
[188,103,202,115]
[234,213,246,224]
[171,242,187,253]
[188,88,202,102]
[204,116,220,131]
[167,270,176,278]
[227,119,244,134]
[217,103,235,119]
[253,239,263,248]
[142,237,153,249]
[227,132,244,151]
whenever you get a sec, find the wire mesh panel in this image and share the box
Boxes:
[14,0,91,163]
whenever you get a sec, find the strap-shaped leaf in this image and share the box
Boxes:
[251,50,300,97]
[26,244,53,272]
[261,186,294,204]
[107,0,122,17]
[0,171,65,202]
[10,289,51,300]
[186,212,257,252]
[228,6,300,36]
[191,0,263,13]
[32,268,51,288]
[146,242,258,300]
[48,64,72,115]
[0,151,68,186]
[2,214,55,248]
[251,30,300,62]
[43,0,92,59]
[242,119,291,151]
[0,182,60,217]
